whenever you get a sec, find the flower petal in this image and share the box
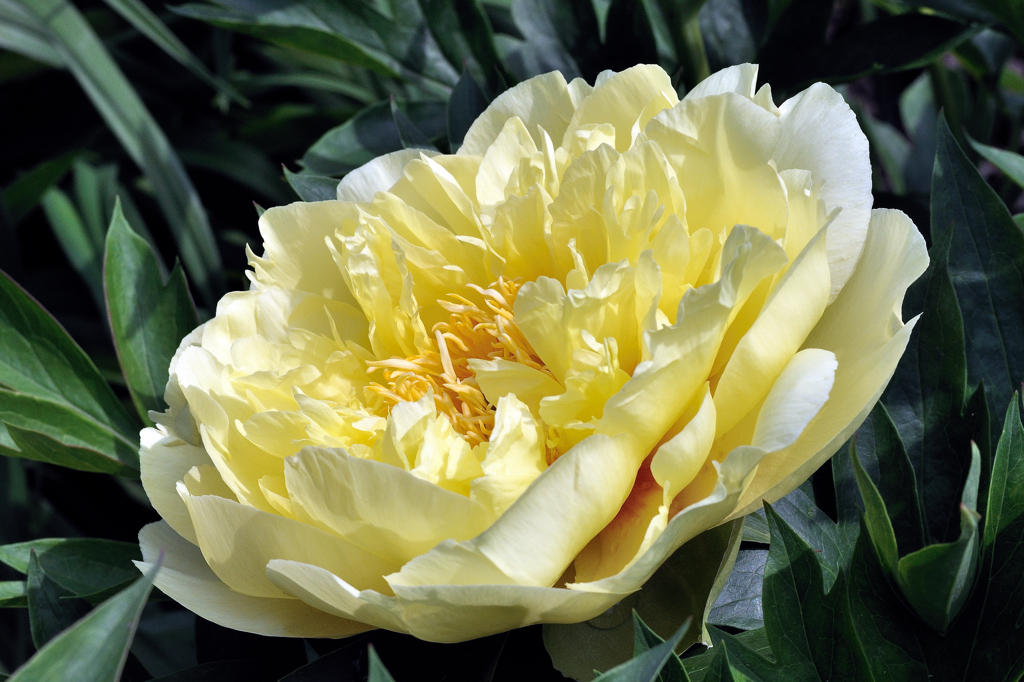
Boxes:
[685,63,758,100]
[284,446,490,564]
[181,488,396,597]
[651,384,717,502]
[267,559,407,632]
[387,433,642,588]
[775,83,872,298]
[460,71,578,156]
[600,225,787,449]
[250,201,360,302]
[730,208,927,515]
[337,148,428,203]
[388,582,626,642]
[140,427,212,543]
[713,223,831,437]
[571,445,764,594]
[751,347,837,452]
[563,65,678,152]
[137,522,365,638]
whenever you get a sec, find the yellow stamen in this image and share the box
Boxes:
[364,278,550,446]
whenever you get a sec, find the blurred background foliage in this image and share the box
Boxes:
[1,0,1024,680]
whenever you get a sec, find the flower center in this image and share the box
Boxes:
[364,278,548,446]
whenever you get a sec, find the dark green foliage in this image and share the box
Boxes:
[2,0,1024,679]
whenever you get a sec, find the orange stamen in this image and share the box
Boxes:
[364,278,551,446]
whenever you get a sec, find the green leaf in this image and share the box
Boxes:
[14,0,223,304]
[896,504,981,633]
[883,216,971,543]
[179,139,292,207]
[761,503,833,679]
[631,612,690,682]
[840,533,929,680]
[544,521,741,681]
[698,0,758,75]
[969,137,1024,190]
[705,627,778,681]
[171,3,399,78]
[447,70,488,150]
[104,200,199,422]
[593,619,692,682]
[0,390,138,474]
[40,187,105,311]
[300,102,403,177]
[508,0,598,78]
[882,0,1024,46]
[390,96,436,150]
[770,486,850,589]
[850,441,899,574]
[367,646,396,682]
[700,643,738,682]
[932,114,1024,433]
[857,109,910,195]
[806,14,972,85]
[961,394,1024,676]
[835,403,925,554]
[740,513,770,544]
[9,562,157,682]
[707,549,766,631]
[173,0,458,89]
[0,1,65,68]
[416,0,504,94]
[0,538,142,599]
[1,151,77,224]
[27,551,88,649]
[283,168,339,202]
[900,72,939,195]
[682,629,773,682]
[0,580,27,608]
[99,0,246,104]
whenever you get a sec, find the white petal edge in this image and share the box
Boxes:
[774,82,872,299]
[337,148,432,203]
[730,208,928,515]
[459,70,575,156]
[685,63,758,100]
[139,426,210,544]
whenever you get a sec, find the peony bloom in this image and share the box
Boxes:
[137,63,927,642]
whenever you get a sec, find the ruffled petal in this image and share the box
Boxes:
[337,148,429,203]
[180,488,397,597]
[731,208,927,515]
[774,83,872,298]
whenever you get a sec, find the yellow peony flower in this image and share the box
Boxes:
[137,63,927,642]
